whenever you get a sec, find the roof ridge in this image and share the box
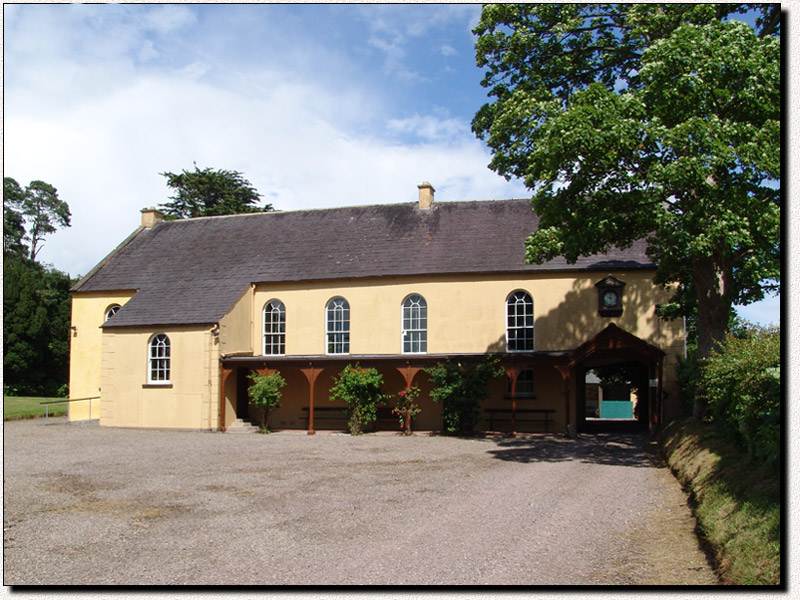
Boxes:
[153,197,534,225]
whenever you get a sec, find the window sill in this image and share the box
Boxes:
[143,383,173,389]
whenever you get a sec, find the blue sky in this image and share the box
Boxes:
[3,3,781,326]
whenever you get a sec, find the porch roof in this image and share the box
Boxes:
[220,351,571,370]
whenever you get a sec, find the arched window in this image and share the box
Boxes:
[105,304,121,322]
[326,297,350,354]
[263,300,286,355]
[402,294,427,354]
[148,334,171,383]
[506,291,534,352]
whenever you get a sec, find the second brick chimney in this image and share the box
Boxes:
[418,182,435,210]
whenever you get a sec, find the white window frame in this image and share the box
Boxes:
[326,297,350,355]
[105,304,121,322]
[506,290,534,352]
[262,299,286,356]
[401,294,427,354]
[148,333,171,384]
[507,369,535,397]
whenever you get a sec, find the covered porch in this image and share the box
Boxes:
[218,324,666,435]
[219,352,572,435]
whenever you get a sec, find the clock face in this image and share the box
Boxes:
[602,290,619,307]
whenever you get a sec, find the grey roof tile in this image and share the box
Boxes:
[73,199,654,328]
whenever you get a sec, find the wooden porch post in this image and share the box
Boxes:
[219,367,235,432]
[505,365,519,437]
[304,363,320,435]
[403,361,421,389]
[656,360,663,428]
[556,364,571,436]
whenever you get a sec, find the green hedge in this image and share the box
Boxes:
[700,324,780,468]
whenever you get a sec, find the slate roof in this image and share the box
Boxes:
[72,199,654,328]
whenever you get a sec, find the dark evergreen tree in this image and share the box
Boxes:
[159,164,272,219]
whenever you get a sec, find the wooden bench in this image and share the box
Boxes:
[301,406,348,428]
[302,406,402,431]
[484,408,555,432]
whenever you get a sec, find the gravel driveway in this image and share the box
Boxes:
[3,418,717,586]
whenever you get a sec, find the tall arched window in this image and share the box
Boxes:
[402,294,427,354]
[263,300,286,355]
[148,334,171,383]
[326,297,350,354]
[506,291,534,352]
[105,304,121,322]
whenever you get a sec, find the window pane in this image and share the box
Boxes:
[402,295,427,353]
[506,292,534,352]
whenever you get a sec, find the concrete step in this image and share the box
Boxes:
[226,419,260,433]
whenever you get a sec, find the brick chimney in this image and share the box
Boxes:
[140,207,164,228]
[418,182,435,210]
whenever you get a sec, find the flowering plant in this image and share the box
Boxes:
[392,386,422,435]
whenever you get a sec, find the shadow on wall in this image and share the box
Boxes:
[534,275,662,351]
[485,431,661,468]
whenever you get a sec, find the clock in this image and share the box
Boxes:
[595,276,625,316]
[602,290,619,307]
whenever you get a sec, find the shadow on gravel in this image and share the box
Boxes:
[486,432,662,468]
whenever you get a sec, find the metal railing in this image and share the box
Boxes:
[40,397,100,424]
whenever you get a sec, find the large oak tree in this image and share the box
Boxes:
[472,4,780,416]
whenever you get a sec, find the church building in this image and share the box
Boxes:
[68,183,684,434]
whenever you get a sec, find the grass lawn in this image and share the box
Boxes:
[3,396,67,421]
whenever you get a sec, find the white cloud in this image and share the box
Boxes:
[386,114,470,143]
[5,67,526,277]
[139,5,197,35]
[4,4,528,279]
[441,44,458,57]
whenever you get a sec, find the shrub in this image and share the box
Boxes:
[247,370,286,432]
[329,364,385,435]
[424,357,503,435]
[700,324,780,467]
[675,346,698,417]
[392,385,422,435]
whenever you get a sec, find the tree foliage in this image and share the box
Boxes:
[4,256,74,396]
[472,4,780,379]
[4,176,74,396]
[424,357,503,435]
[4,178,28,258]
[700,324,780,467]
[159,164,272,219]
[4,176,71,261]
[247,370,287,431]
[329,364,385,435]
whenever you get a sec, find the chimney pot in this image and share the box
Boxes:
[418,182,435,209]
[141,207,164,228]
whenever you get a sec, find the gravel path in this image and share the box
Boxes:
[3,418,717,586]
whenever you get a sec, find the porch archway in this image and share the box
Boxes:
[569,324,665,433]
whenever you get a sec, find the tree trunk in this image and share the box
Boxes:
[692,255,735,419]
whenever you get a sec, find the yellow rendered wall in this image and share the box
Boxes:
[219,285,254,356]
[251,271,681,356]
[250,271,685,424]
[68,291,135,421]
[99,326,219,429]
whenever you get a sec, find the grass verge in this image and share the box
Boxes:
[660,417,781,586]
[3,396,67,421]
